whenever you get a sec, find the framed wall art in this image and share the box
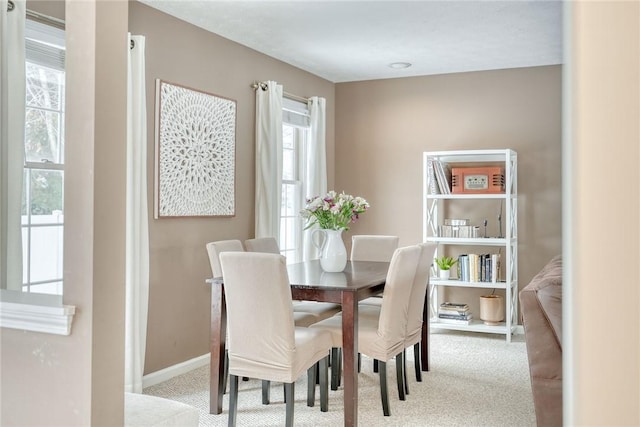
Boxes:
[154,80,236,218]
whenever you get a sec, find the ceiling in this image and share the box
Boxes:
[139,0,563,83]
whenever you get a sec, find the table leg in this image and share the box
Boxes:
[210,283,226,414]
[421,290,430,372]
[341,292,358,426]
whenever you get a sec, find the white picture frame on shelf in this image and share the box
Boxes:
[154,80,236,218]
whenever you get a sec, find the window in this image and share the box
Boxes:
[280,99,310,264]
[21,19,66,295]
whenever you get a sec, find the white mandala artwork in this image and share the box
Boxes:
[155,80,236,217]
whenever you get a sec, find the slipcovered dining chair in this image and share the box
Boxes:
[220,252,333,427]
[206,239,317,397]
[403,243,437,387]
[358,243,436,392]
[352,235,399,308]
[244,236,341,323]
[207,239,317,327]
[244,237,281,254]
[350,235,399,263]
[349,235,400,374]
[310,245,421,416]
[207,240,244,278]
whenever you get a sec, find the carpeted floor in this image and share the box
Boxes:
[143,330,536,426]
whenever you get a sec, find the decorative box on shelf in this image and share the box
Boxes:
[451,166,505,194]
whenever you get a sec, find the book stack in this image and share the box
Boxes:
[457,253,500,283]
[427,158,452,194]
[438,302,473,325]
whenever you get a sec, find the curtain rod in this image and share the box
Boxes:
[27,9,65,29]
[251,82,309,104]
[7,1,66,30]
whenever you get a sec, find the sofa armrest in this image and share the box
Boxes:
[519,255,562,427]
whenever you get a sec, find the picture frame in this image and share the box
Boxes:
[154,79,236,218]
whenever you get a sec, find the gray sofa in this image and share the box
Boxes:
[519,255,563,427]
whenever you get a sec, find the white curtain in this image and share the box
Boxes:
[302,96,327,260]
[125,34,149,394]
[0,0,25,291]
[254,81,283,239]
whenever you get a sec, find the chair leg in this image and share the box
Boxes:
[331,348,340,390]
[316,362,320,385]
[414,343,422,382]
[373,358,379,373]
[223,351,229,394]
[262,380,270,404]
[337,348,342,387]
[284,382,295,427]
[396,353,406,401]
[403,350,409,395]
[320,356,329,412]
[307,364,317,407]
[358,353,361,373]
[228,375,239,427]
[378,360,390,416]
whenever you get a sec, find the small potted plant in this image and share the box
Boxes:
[435,256,457,280]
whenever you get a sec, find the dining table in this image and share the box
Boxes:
[207,259,431,427]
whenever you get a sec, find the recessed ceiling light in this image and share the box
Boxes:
[389,62,412,69]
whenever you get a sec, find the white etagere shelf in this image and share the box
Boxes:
[429,278,512,290]
[430,319,511,335]
[423,149,518,342]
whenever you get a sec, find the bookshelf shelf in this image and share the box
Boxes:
[425,193,511,200]
[430,278,514,290]
[430,318,512,335]
[423,149,518,342]
[426,237,513,246]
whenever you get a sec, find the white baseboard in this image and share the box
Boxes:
[142,326,525,389]
[143,353,210,389]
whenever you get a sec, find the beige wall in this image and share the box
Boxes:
[128,2,335,373]
[566,1,640,424]
[335,66,562,316]
[2,1,639,425]
[1,1,128,425]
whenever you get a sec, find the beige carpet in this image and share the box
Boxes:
[144,330,536,426]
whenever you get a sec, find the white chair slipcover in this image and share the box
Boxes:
[310,245,421,416]
[350,235,399,262]
[244,237,281,254]
[352,235,399,308]
[206,240,244,278]
[244,236,341,323]
[220,252,332,426]
[403,243,437,384]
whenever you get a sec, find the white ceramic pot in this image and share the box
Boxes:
[439,269,451,280]
[311,228,347,272]
[479,295,505,325]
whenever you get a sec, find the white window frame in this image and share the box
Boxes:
[280,98,310,264]
[22,18,66,295]
[0,14,73,336]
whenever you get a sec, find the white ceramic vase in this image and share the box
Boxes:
[312,228,347,272]
[439,269,451,280]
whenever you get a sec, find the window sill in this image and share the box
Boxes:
[0,290,75,335]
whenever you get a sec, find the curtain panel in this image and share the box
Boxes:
[254,81,283,240]
[0,0,25,290]
[125,34,149,394]
[303,96,327,261]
